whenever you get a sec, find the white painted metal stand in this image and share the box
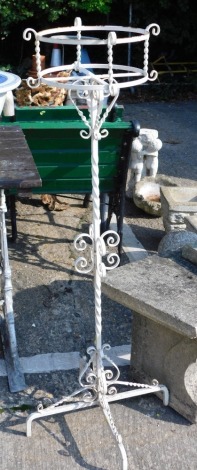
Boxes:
[23,18,169,469]
[0,71,27,392]
[0,189,27,392]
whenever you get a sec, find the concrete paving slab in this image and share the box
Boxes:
[0,398,196,470]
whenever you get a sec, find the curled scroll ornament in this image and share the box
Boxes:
[74,230,94,274]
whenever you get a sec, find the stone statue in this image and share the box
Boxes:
[126,128,162,198]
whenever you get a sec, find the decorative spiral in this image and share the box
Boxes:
[102,343,111,353]
[82,389,98,402]
[87,345,97,356]
[94,128,109,140]
[69,84,93,137]
[105,369,114,380]
[77,88,88,100]
[74,232,93,252]
[152,379,159,386]
[68,77,119,142]
[75,256,91,274]
[79,347,97,388]
[146,23,160,36]
[95,231,120,274]
[148,69,158,82]
[37,403,44,411]
[101,230,120,248]
[26,76,41,89]
[74,233,94,274]
[74,236,94,271]
[107,385,118,395]
[80,129,92,139]
[23,28,37,41]
[86,370,97,385]
[106,252,120,270]
[104,362,120,383]
[102,344,120,383]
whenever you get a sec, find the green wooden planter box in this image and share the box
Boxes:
[1,104,139,248]
[2,104,133,195]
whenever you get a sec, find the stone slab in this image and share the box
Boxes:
[102,255,197,423]
[102,255,197,338]
[185,214,197,233]
[161,187,197,212]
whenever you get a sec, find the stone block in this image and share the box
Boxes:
[160,186,197,232]
[131,312,197,423]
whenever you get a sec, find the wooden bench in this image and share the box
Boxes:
[102,254,197,423]
[2,105,139,252]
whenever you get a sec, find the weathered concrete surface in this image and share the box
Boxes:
[182,242,197,265]
[102,255,197,422]
[0,400,196,470]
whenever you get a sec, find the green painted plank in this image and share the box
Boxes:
[1,105,130,196]
[14,105,125,122]
[31,178,115,193]
[22,136,122,150]
[37,164,117,179]
[31,151,118,166]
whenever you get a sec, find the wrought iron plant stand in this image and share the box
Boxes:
[23,18,169,469]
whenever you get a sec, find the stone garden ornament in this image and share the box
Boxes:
[23,18,169,469]
[126,128,162,198]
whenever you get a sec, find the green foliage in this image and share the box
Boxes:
[0,0,64,35]
[133,0,197,59]
[0,0,196,66]
[0,0,112,36]
[68,0,112,14]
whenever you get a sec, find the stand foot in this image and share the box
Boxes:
[26,369,169,469]
[26,398,98,437]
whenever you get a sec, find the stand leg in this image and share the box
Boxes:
[0,189,26,392]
